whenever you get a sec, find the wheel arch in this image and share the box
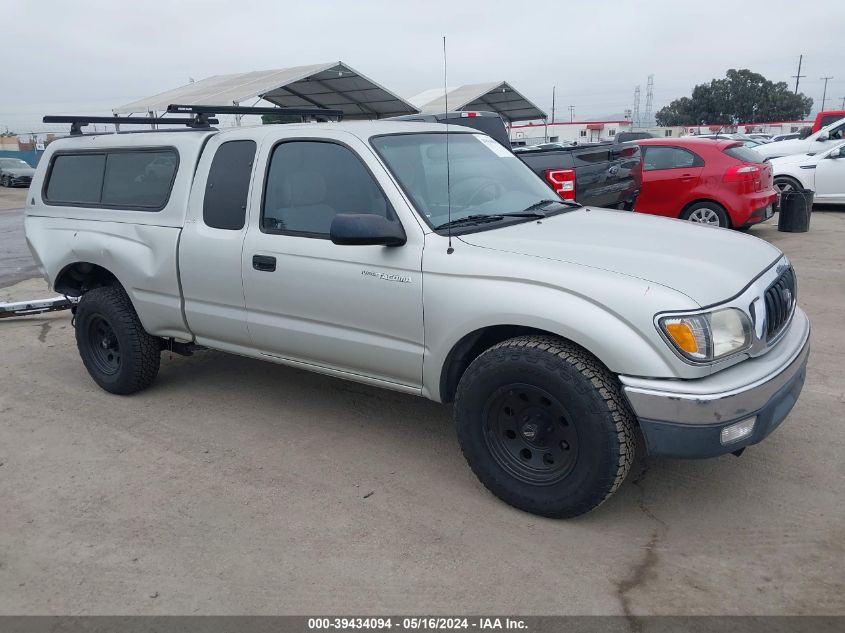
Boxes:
[680,198,731,227]
[439,325,557,403]
[54,261,123,297]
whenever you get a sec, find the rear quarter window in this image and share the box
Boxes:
[723,146,764,163]
[44,149,178,210]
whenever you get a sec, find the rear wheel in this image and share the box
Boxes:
[773,176,801,196]
[75,286,160,394]
[681,201,729,227]
[454,336,635,518]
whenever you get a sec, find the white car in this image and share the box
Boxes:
[771,141,845,204]
[757,117,845,160]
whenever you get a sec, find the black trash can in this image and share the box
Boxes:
[778,189,813,232]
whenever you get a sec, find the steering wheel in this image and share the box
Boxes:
[464,180,504,208]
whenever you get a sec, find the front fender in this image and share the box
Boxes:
[422,276,698,402]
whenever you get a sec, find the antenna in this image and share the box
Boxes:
[443,35,453,255]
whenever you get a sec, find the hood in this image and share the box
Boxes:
[757,138,818,159]
[3,167,35,177]
[457,208,781,307]
[770,152,817,168]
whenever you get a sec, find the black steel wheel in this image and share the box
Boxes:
[75,285,160,394]
[455,335,635,518]
[483,384,578,485]
[85,314,122,376]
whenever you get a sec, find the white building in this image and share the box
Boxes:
[510,120,633,146]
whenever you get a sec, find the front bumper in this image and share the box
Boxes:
[619,308,810,458]
[6,175,32,187]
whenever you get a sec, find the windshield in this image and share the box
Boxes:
[0,158,31,169]
[371,132,567,230]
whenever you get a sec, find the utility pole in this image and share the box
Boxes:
[551,86,556,123]
[820,76,833,112]
[841,97,845,109]
[568,105,574,122]
[792,55,805,93]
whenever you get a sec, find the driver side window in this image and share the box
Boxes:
[261,141,396,238]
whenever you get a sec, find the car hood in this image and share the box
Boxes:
[3,167,35,176]
[770,153,817,168]
[756,138,814,159]
[457,208,781,307]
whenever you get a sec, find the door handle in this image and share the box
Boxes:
[252,255,276,272]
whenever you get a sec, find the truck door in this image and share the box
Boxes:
[241,134,425,390]
[179,136,257,351]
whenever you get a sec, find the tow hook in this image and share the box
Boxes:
[731,448,746,457]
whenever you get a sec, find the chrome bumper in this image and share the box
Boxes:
[620,308,810,457]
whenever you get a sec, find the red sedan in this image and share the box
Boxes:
[633,138,777,228]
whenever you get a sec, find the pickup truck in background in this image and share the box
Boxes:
[25,110,809,518]
[394,110,642,209]
[514,142,641,209]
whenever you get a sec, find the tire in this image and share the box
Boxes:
[454,335,635,518]
[681,201,730,227]
[773,176,802,212]
[74,285,160,394]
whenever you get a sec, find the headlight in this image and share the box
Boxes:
[659,308,752,362]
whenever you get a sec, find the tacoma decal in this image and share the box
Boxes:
[361,270,411,283]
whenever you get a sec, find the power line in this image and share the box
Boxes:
[792,54,806,93]
[820,76,833,112]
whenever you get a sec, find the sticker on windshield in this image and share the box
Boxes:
[474,134,515,158]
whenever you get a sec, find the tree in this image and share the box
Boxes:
[655,69,813,126]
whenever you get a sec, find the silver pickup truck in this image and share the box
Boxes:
[24,117,810,518]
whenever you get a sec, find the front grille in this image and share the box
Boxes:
[764,266,796,340]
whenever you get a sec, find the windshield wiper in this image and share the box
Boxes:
[435,214,505,230]
[522,198,581,212]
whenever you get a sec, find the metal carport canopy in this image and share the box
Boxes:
[409,82,546,122]
[113,62,419,119]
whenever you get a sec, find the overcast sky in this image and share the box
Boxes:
[2,0,843,134]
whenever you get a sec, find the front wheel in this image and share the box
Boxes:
[454,336,635,518]
[681,202,729,227]
[74,286,161,394]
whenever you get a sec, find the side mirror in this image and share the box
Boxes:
[829,147,842,159]
[817,131,830,141]
[330,214,406,247]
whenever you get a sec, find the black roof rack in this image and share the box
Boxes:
[166,104,344,122]
[42,115,219,136]
[43,103,343,137]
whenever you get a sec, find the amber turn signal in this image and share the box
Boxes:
[665,322,699,354]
